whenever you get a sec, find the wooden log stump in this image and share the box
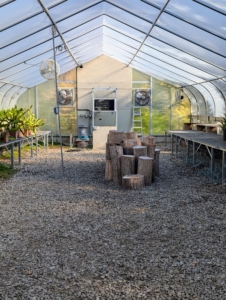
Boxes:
[142,135,155,145]
[154,148,160,177]
[122,174,144,190]
[142,144,156,159]
[133,146,147,172]
[105,160,112,181]
[106,142,113,160]
[109,145,123,159]
[121,155,135,178]
[123,147,133,155]
[110,145,123,185]
[108,131,123,144]
[123,139,137,147]
[123,132,138,140]
[137,156,154,186]
[111,157,122,185]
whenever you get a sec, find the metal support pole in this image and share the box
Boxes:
[171,134,174,154]
[52,25,64,175]
[176,135,179,157]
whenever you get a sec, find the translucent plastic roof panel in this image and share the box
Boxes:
[9,88,27,108]
[103,43,134,61]
[183,88,199,115]
[103,36,137,55]
[67,27,103,49]
[166,0,226,38]
[1,86,21,109]
[157,13,226,55]
[0,84,14,103]
[193,85,215,115]
[186,86,206,115]
[150,27,226,69]
[145,37,226,77]
[70,36,103,55]
[103,27,140,48]
[202,82,225,116]
[213,80,226,98]
[194,0,226,14]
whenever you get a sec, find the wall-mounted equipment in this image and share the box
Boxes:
[175,88,184,104]
[78,125,89,140]
[58,88,74,106]
[92,88,117,128]
[134,89,151,106]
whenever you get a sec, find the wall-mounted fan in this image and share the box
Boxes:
[58,88,74,106]
[175,89,184,104]
[134,89,151,106]
[39,59,60,80]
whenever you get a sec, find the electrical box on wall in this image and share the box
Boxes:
[94,111,116,126]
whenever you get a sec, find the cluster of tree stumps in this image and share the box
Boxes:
[105,131,160,190]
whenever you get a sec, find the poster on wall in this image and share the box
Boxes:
[58,88,75,106]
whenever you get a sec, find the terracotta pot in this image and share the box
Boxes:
[9,130,19,139]
[0,131,9,143]
[18,130,24,138]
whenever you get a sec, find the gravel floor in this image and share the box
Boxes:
[0,145,226,300]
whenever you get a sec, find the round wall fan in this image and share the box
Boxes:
[39,59,60,80]
[135,90,151,106]
[58,89,74,105]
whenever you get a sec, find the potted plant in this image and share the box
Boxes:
[2,106,30,139]
[21,110,44,136]
[219,113,226,141]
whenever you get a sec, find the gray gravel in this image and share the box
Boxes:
[0,146,226,299]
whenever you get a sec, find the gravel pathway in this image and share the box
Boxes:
[0,146,226,299]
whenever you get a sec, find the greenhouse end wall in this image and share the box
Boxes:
[16,55,191,138]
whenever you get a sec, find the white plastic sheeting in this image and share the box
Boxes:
[0,0,225,115]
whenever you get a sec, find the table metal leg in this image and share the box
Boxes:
[223,151,226,186]
[171,134,174,154]
[210,147,215,181]
[176,136,179,157]
[193,141,195,166]
[11,144,14,169]
[18,142,21,165]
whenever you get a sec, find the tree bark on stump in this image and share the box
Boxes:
[123,139,137,147]
[137,156,153,186]
[122,174,144,190]
[105,160,112,181]
[142,144,156,159]
[108,131,124,144]
[109,145,123,159]
[109,145,123,185]
[121,155,135,178]
[133,146,147,172]
[123,132,138,140]
[142,136,155,145]
[123,147,133,155]
[106,143,113,160]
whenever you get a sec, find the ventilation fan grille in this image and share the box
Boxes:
[39,59,60,80]
[134,89,151,106]
[58,88,74,106]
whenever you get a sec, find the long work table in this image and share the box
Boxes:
[165,130,226,186]
[0,130,52,168]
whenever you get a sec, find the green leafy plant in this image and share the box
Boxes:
[21,110,44,135]
[2,106,30,132]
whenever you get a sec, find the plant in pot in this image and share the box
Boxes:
[219,113,226,141]
[21,110,44,136]
[0,110,8,143]
[2,106,30,139]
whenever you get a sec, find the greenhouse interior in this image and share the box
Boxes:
[1,0,226,298]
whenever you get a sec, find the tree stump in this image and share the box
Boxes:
[106,143,113,160]
[109,145,123,159]
[142,136,155,145]
[122,139,137,148]
[123,132,138,140]
[137,156,153,186]
[123,147,133,155]
[133,146,147,172]
[108,131,123,144]
[121,155,135,178]
[122,174,144,190]
[109,145,123,185]
[105,160,112,181]
[144,144,156,158]
[111,157,122,185]
[154,148,160,177]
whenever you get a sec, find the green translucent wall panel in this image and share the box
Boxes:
[17,88,35,113]
[60,107,77,135]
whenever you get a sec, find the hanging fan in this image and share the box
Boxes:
[58,88,74,105]
[39,59,60,80]
[134,89,151,106]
